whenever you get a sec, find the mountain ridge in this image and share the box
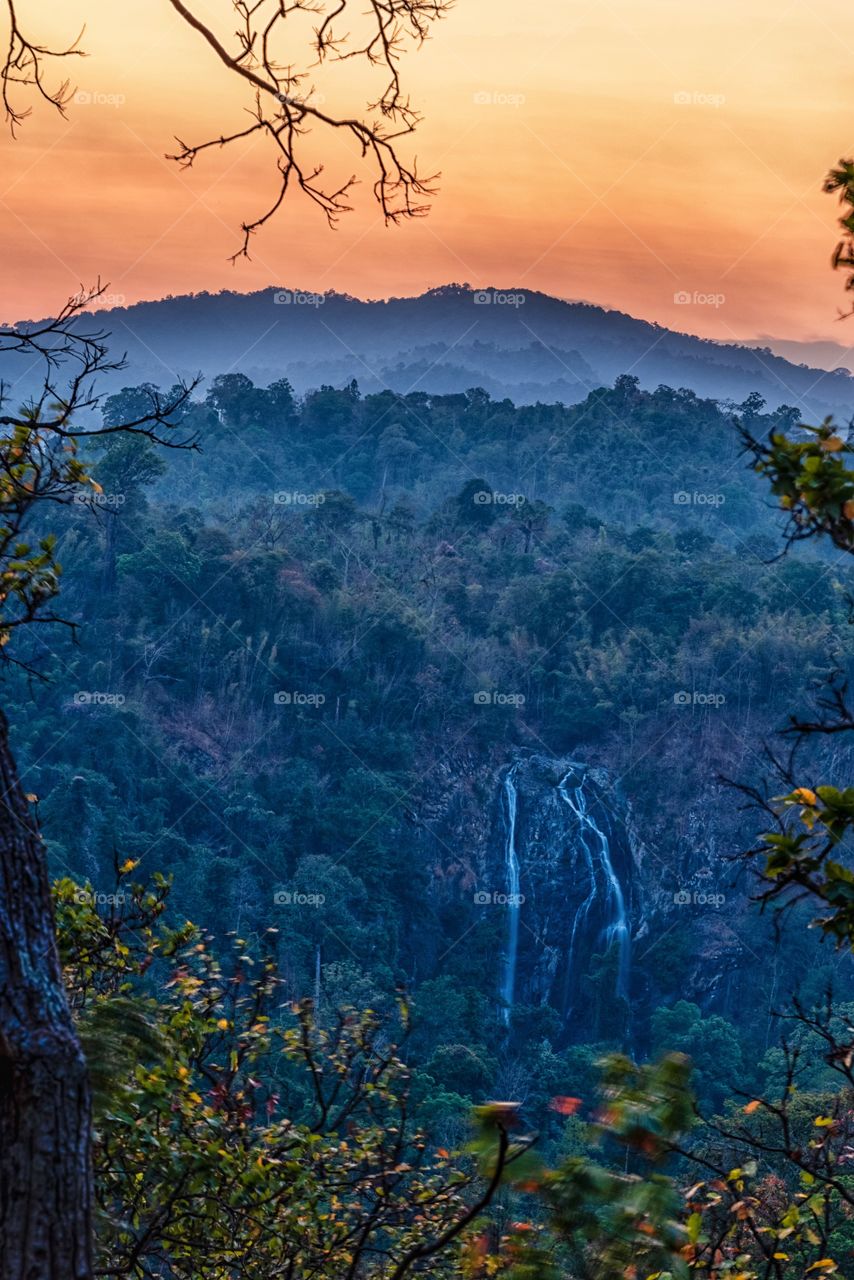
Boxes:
[18,283,854,420]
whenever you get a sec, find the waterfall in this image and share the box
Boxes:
[559,765,631,1001]
[491,755,634,1026]
[499,764,521,1025]
[557,771,597,1010]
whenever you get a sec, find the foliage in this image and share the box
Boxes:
[56,866,528,1279]
[9,372,852,1134]
[740,412,854,946]
[0,291,194,660]
[528,1054,695,1280]
[18,366,854,1279]
[743,417,854,552]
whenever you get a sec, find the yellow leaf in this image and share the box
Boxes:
[216,1018,229,1031]
[120,858,138,874]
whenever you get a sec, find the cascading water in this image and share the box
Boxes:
[558,765,631,1002]
[499,763,521,1025]
[557,771,598,1009]
[492,755,634,1026]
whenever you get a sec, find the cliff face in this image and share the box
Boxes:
[415,747,749,1040]
[491,758,635,1019]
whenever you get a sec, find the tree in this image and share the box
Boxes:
[54,865,531,1280]
[650,1001,744,1113]
[509,497,551,555]
[1,0,449,256]
[500,1053,696,1280]
[454,479,497,528]
[0,708,93,1280]
[0,2,446,1268]
[826,159,854,311]
[0,291,196,1280]
[490,1034,854,1278]
[719,149,854,944]
[738,408,854,940]
[88,414,169,592]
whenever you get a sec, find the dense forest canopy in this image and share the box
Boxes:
[8,373,851,1127]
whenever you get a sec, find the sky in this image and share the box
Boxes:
[1,0,853,343]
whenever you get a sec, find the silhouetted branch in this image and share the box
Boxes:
[0,282,201,449]
[1,0,84,132]
[2,2,446,252]
[165,0,447,255]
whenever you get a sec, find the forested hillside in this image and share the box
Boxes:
[13,285,854,419]
[12,372,854,1139]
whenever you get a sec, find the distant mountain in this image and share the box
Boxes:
[11,284,854,419]
[745,333,854,378]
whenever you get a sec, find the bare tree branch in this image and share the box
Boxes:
[1,0,84,132]
[1,1,450,255]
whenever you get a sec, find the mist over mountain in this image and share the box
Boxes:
[17,284,854,421]
[746,332,854,377]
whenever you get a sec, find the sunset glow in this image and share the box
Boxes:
[1,0,853,341]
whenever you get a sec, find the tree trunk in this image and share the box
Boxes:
[0,709,92,1280]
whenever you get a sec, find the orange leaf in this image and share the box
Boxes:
[550,1095,582,1115]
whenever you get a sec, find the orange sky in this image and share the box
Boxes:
[1,0,853,342]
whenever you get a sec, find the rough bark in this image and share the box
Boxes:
[0,708,92,1280]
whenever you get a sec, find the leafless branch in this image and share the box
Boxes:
[2,2,447,251]
[165,0,449,255]
[1,0,84,133]
[0,282,201,449]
